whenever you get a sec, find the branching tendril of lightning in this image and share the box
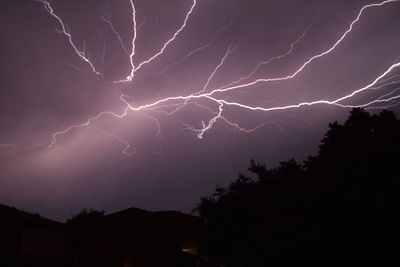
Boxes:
[161,18,235,74]
[101,11,129,55]
[36,0,400,155]
[118,0,198,83]
[100,131,136,156]
[37,0,102,77]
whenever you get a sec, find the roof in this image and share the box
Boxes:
[76,206,199,229]
[0,203,63,228]
[105,207,198,224]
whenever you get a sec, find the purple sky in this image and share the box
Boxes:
[1,0,399,221]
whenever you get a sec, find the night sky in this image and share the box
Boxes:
[0,0,399,221]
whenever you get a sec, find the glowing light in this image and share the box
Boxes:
[49,108,129,148]
[125,0,139,81]
[42,0,400,150]
[216,61,400,113]
[121,0,198,82]
[37,0,102,77]
[210,0,400,95]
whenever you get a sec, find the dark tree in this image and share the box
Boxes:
[66,209,104,225]
[196,108,400,266]
[66,209,104,264]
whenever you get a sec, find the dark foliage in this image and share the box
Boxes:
[66,209,104,260]
[196,108,400,266]
[66,209,104,225]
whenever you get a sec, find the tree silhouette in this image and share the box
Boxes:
[66,209,104,225]
[66,209,104,264]
[196,108,400,266]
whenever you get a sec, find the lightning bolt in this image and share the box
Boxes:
[221,27,307,89]
[200,44,236,95]
[100,131,135,156]
[364,87,400,109]
[101,11,129,54]
[121,0,198,82]
[212,0,400,95]
[124,0,139,82]
[37,0,102,77]
[40,0,400,149]
[163,44,236,116]
[49,107,129,148]
[161,18,235,74]
[213,62,400,112]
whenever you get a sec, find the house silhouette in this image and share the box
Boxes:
[0,203,200,267]
[75,207,200,266]
[0,203,68,266]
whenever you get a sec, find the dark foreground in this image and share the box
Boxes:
[1,108,400,267]
[0,205,200,267]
